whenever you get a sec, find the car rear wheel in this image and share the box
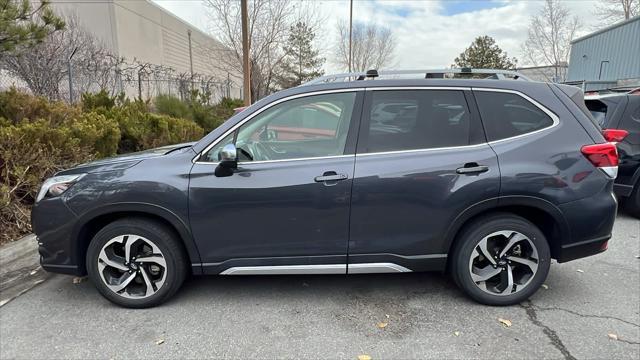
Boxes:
[86,218,187,308]
[452,213,550,306]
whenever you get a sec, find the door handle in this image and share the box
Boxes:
[314,172,348,183]
[456,163,489,175]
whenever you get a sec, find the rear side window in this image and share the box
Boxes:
[475,91,554,141]
[363,90,475,153]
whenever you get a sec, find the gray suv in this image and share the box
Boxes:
[32,70,618,308]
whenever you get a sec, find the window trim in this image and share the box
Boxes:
[193,86,560,164]
[193,88,365,164]
[472,87,560,145]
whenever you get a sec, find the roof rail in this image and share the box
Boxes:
[303,68,532,86]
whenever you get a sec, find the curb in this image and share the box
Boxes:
[0,234,51,307]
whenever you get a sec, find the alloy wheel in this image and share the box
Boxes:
[468,230,539,296]
[97,234,167,299]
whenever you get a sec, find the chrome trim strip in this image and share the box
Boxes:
[356,143,489,158]
[365,86,471,91]
[348,263,413,274]
[219,264,346,275]
[472,87,560,145]
[193,88,365,163]
[194,87,560,164]
[195,154,354,166]
[349,253,448,259]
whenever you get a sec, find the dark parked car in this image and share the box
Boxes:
[33,70,619,308]
[584,89,640,217]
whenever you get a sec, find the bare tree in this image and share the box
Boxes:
[204,0,296,101]
[334,21,396,72]
[0,14,115,100]
[521,0,580,82]
[594,0,639,26]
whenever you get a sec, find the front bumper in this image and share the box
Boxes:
[32,197,83,276]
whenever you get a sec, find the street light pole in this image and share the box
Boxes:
[241,0,251,106]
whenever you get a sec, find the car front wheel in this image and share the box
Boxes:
[452,213,551,306]
[86,218,187,308]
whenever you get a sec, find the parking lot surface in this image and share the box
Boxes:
[1,212,638,359]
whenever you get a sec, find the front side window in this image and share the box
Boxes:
[475,91,555,141]
[363,90,474,153]
[203,92,357,162]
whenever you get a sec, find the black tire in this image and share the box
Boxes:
[622,181,640,219]
[86,218,188,308]
[451,213,551,306]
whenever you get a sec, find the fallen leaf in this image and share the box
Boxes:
[72,276,87,284]
[155,339,165,345]
[498,318,512,327]
[377,322,388,329]
[453,331,460,336]
[608,333,618,341]
[541,284,549,289]
[576,269,584,273]
[357,355,371,360]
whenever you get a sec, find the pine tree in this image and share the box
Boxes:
[453,35,517,70]
[275,22,324,89]
[0,0,65,57]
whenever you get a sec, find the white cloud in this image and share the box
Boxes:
[153,0,600,73]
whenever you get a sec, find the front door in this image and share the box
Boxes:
[348,88,500,273]
[189,91,363,274]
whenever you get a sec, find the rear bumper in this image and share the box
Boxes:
[614,182,633,197]
[556,235,610,263]
[556,183,617,263]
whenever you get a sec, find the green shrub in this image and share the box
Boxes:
[154,94,191,120]
[81,90,118,112]
[0,87,82,126]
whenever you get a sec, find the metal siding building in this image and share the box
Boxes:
[567,16,640,91]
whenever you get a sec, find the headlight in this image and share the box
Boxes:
[36,174,85,202]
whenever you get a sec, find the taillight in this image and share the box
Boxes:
[602,129,628,142]
[581,143,619,178]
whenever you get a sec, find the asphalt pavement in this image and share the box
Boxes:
[1,211,638,359]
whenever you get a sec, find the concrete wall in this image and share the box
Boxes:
[50,0,238,82]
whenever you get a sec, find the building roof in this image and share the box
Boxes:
[571,15,640,44]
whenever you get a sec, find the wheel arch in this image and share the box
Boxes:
[444,196,571,264]
[72,203,202,275]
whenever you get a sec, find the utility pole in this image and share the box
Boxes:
[241,0,251,106]
[187,29,194,88]
[348,0,353,73]
[67,47,78,103]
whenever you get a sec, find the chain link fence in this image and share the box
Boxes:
[0,66,242,105]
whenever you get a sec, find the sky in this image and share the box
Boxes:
[152,0,601,73]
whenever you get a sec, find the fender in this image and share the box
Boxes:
[72,202,202,272]
[443,195,571,254]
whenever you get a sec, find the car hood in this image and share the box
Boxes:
[59,142,196,175]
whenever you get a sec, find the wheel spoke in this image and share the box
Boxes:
[98,253,128,271]
[499,232,527,258]
[124,236,134,263]
[107,272,136,293]
[507,256,539,273]
[471,265,502,283]
[477,238,497,266]
[500,265,514,295]
[136,255,166,268]
[139,267,155,297]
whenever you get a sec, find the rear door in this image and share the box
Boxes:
[347,88,500,273]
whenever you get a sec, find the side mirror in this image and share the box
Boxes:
[215,144,237,177]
